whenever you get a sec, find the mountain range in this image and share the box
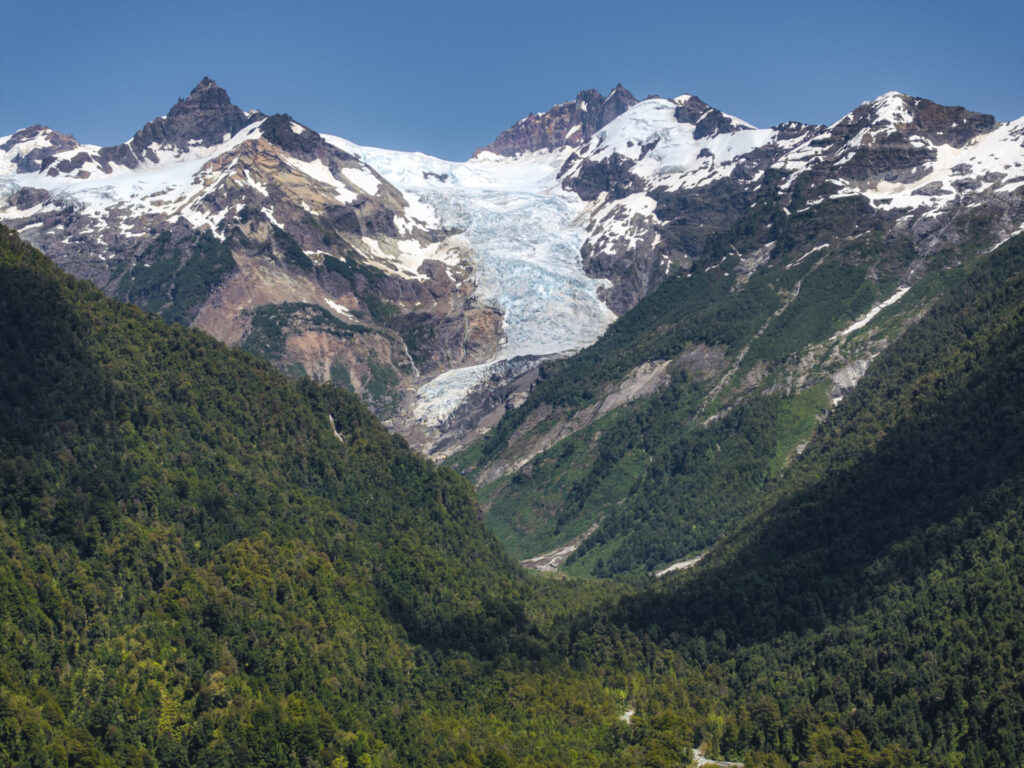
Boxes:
[2,74,1024,767]
[4,79,1020,462]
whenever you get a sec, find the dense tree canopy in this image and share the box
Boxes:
[2,225,1023,767]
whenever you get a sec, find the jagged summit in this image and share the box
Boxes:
[831,91,997,147]
[2,81,1021,459]
[474,85,639,158]
[13,77,264,176]
[170,76,239,120]
[126,76,257,159]
[0,125,79,173]
[670,93,754,139]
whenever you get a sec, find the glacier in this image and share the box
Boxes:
[325,138,617,424]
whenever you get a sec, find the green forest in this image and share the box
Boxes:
[452,185,961,575]
[2,224,1023,767]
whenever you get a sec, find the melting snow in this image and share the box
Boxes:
[786,243,829,270]
[324,297,355,318]
[834,118,1024,209]
[281,156,359,203]
[832,286,911,339]
[0,120,267,220]
[870,92,914,126]
[341,166,380,195]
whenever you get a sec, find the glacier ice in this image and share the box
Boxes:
[338,141,617,424]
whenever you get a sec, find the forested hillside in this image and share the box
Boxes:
[613,234,1024,766]
[452,192,997,574]
[2,224,1022,767]
[0,226,691,767]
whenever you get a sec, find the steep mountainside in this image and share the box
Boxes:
[1,225,706,767]
[12,221,964,768]
[0,79,498,420]
[613,233,1024,766]
[558,91,1024,313]
[452,94,1023,573]
[3,82,1023,461]
[474,85,639,156]
[4,216,1021,767]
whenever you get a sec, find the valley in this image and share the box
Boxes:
[1,71,1023,767]
[4,80,1023,575]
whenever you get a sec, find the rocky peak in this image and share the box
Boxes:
[1,125,75,151]
[814,92,1002,187]
[128,77,255,157]
[0,125,80,172]
[599,84,639,124]
[19,79,262,176]
[832,92,996,148]
[257,113,358,164]
[672,94,752,139]
[474,85,639,158]
[171,77,240,122]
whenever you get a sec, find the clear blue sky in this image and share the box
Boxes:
[2,0,1021,160]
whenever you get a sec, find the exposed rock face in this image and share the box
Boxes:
[473,358,675,488]
[673,94,753,139]
[399,356,546,460]
[551,90,1024,316]
[0,126,80,172]
[461,93,1023,572]
[830,92,996,149]
[474,85,638,157]
[40,78,262,176]
[387,304,503,377]
[0,79,500,421]
[133,76,254,151]
[2,83,1022,457]
[562,153,645,202]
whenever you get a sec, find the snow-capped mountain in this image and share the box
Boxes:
[331,140,615,428]
[0,79,445,284]
[554,90,1024,313]
[475,84,639,157]
[0,80,501,425]
[2,80,1022,455]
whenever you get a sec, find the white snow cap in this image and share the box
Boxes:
[869,92,914,126]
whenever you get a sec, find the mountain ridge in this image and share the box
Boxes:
[447,84,1023,571]
[1,79,1022,460]
[474,84,640,157]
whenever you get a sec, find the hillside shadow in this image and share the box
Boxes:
[615,263,1024,650]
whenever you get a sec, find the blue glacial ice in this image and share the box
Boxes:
[326,140,617,424]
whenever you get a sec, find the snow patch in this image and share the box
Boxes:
[281,156,359,203]
[832,286,911,340]
[341,166,380,195]
[566,98,773,193]
[0,120,267,222]
[870,92,913,126]
[324,298,355,318]
[786,243,828,270]
[328,138,616,424]
[655,552,707,577]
